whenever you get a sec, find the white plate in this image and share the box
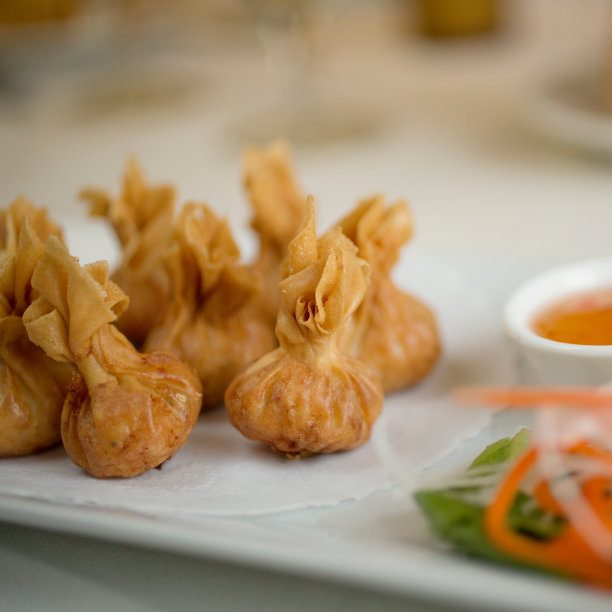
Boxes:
[529,68,612,156]
[1,222,610,611]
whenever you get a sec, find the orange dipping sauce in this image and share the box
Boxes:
[533,288,612,345]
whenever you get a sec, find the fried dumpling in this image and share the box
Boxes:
[336,196,440,392]
[80,158,175,345]
[144,202,277,409]
[244,141,307,322]
[225,200,383,457]
[0,197,72,457]
[23,237,202,478]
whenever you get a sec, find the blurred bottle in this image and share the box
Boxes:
[417,0,499,38]
[0,0,81,25]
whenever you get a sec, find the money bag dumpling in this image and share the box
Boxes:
[244,141,307,322]
[23,237,202,478]
[81,159,175,345]
[144,202,277,409]
[0,197,73,457]
[225,200,383,457]
[336,196,440,392]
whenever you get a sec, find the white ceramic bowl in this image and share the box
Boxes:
[504,259,612,386]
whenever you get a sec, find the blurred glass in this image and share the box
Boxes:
[228,0,385,145]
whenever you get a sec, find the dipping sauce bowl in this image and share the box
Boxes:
[504,259,612,386]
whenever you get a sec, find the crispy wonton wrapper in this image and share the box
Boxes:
[0,197,73,457]
[244,141,307,322]
[23,237,202,478]
[336,196,440,392]
[145,202,277,409]
[225,200,383,457]
[80,158,175,345]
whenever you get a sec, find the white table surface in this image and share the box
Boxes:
[2,1,612,610]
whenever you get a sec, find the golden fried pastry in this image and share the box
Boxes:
[80,158,175,346]
[336,196,440,392]
[225,200,383,457]
[0,316,71,456]
[23,237,202,478]
[0,197,72,457]
[244,140,307,322]
[144,202,277,409]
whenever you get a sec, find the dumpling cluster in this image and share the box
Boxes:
[0,197,73,457]
[1,141,441,473]
[225,201,384,457]
[1,195,203,478]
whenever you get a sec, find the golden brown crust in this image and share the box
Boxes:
[0,196,64,254]
[336,196,440,392]
[145,202,276,409]
[0,316,70,457]
[80,159,175,345]
[0,199,72,457]
[0,197,64,317]
[244,141,307,323]
[24,236,202,478]
[346,277,441,392]
[225,350,382,456]
[225,201,383,456]
[61,328,202,478]
[245,141,306,253]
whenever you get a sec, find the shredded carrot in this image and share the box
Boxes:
[534,443,612,516]
[572,444,612,526]
[581,477,612,526]
[485,442,612,586]
[533,479,564,515]
[453,386,612,409]
[570,441,612,466]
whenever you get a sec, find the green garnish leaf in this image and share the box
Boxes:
[470,428,531,468]
[414,490,520,566]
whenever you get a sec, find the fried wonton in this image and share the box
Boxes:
[0,197,73,457]
[336,196,440,392]
[80,158,175,345]
[23,237,202,478]
[144,202,277,409]
[244,141,307,322]
[225,199,383,457]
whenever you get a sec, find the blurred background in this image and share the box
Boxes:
[1,0,612,263]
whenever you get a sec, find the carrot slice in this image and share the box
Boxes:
[454,386,612,409]
[485,444,612,586]
[582,477,612,527]
[570,441,612,465]
[533,479,564,515]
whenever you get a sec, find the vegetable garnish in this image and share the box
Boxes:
[415,389,612,587]
[484,442,612,586]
